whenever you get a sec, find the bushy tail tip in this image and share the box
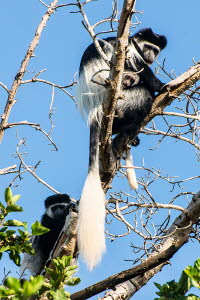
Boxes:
[126,150,138,190]
[78,169,106,270]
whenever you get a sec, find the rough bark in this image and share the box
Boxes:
[70,191,200,300]
[100,0,136,178]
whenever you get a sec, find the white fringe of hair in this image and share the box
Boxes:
[76,40,141,269]
[77,166,106,270]
[125,149,138,190]
[77,63,109,125]
[20,236,42,276]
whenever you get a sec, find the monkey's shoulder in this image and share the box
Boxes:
[80,37,116,70]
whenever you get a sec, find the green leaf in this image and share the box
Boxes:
[66,277,81,286]
[9,251,21,266]
[45,267,57,281]
[18,229,29,239]
[0,245,10,253]
[31,221,50,235]
[49,289,68,300]
[4,220,26,227]
[28,276,44,294]
[194,258,200,271]
[184,267,200,288]
[179,270,191,293]
[23,281,36,297]
[0,231,8,237]
[22,277,44,297]
[0,202,5,210]
[21,243,35,255]
[6,204,23,213]
[0,227,7,232]
[66,265,78,271]
[0,286,15,297]
[4,187,13,203]
[186,295,200,300]
[4,277,21,291]
[6,230,16,237]
[11,195,21,204]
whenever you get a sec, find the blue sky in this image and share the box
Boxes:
[0,0,200,299]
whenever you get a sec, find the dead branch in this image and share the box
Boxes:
[4,121,58,151]
[0,0,59,143]
[100,0,136,180]
[0,165,17,176]
[21,78,76,101]
[16,139,59,194]
[70,191,200,300]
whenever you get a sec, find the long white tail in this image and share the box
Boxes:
[125,149,138,190]
[78,169,106,270]
[77,120,106,270]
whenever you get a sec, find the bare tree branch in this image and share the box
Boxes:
[100,0,136,178]
[0,165,17,176]
[16,139,60,194]
[70,191,200,300]
[0,0,59,143]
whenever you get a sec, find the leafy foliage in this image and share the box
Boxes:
[0,188,80,299]
[0,256,80,299]
[0,187,49,266]
[154,258,200,300]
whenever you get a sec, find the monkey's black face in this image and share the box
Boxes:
[142,43,160,65]
[48,204,70,221]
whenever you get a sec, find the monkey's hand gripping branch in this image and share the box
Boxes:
[109,61,200,192]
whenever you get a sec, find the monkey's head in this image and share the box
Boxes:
[132,28,167,65]
[45,194,73,221]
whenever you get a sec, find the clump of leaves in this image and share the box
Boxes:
[0,256,80,300]
[43,255,80,300]
[0,275,44,300]
[154,258,200,300]
[0,188,80,299]
[0,187,49,266]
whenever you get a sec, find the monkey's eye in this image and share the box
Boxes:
[51,204,66,212]
[51,204,69,219]
[143,44,159,56]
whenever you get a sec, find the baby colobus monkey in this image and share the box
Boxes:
[21,194,76,276]
[77,28,167,270]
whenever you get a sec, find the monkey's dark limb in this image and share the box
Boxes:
[131,57,165,92]
[102,62,200,192]
[42,208,78,278]
[131,136,140,146]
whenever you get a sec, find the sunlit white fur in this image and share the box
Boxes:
[125,149,138,190]
[76,39,141,270]
[77,61,110,125]
[20,236,42,276]
[78,167,106,270]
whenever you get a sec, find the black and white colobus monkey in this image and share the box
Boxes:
[21,194,76,275]
[77,28,167,270]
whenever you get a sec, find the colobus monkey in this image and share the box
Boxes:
[21,194,76,275]
[77,28,167,270]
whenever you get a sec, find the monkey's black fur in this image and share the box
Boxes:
[21,194,76,275]
[76,28,168,269]
[38,194,74,265]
